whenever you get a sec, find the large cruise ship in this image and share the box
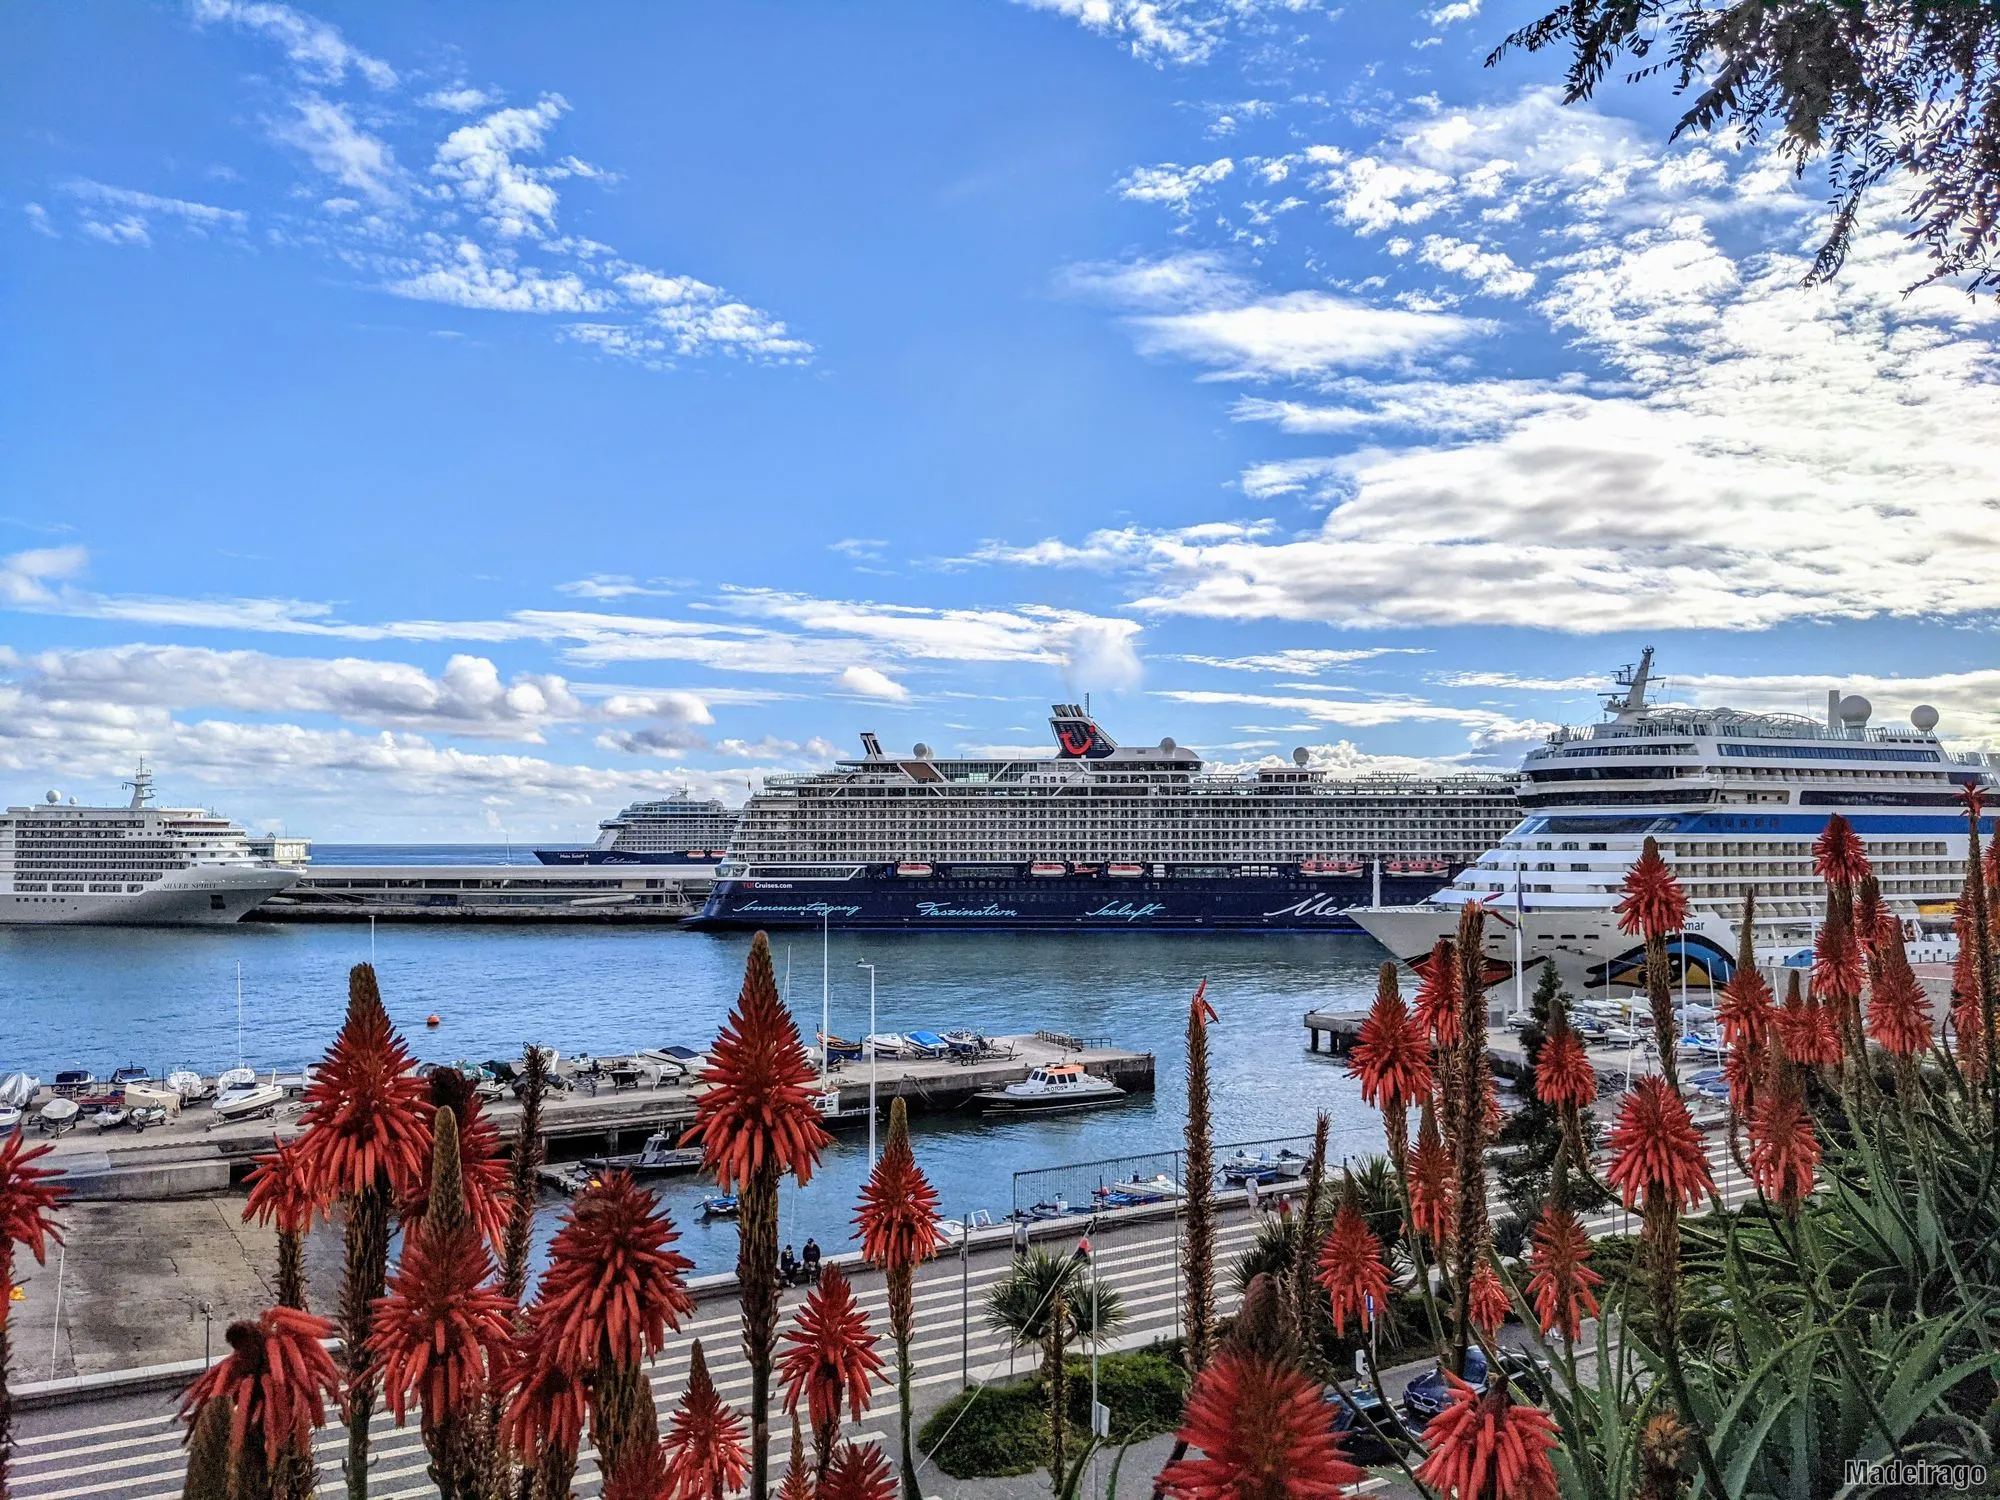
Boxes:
[534,793,741,867]
[0,764,302,924]
[1352,651,1994,992]
[688,706,1518,932]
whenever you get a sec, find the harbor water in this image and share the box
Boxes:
[0,921,1399,1271]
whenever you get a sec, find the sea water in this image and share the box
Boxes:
[0,920,1399,1271]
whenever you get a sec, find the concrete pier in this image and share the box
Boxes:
[25,1033,1156,1196]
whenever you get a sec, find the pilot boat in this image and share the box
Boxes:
[973,1063,1126,1116]
[581,1131,705,1178]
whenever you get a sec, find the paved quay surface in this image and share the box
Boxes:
[13,1127,1758,1500]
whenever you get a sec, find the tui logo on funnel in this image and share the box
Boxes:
[1050,703,1117,759]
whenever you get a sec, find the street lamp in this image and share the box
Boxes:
[856,960,878,1167]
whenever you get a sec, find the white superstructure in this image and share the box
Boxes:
[0,763,300,925]
[1352,651,1996,992]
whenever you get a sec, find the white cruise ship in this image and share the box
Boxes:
[689,706,1519,932]
[0,764,301,925]
[533,792,740,867]
[1352,651,1994,993]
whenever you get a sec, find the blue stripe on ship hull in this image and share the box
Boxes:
[685,873,1453,933]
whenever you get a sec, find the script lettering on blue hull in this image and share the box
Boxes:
[1263,892,1355,919]
[736,899,864,918]
[1083,901,1167,922]
[914,901,1022,918]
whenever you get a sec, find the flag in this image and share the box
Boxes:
[1192,978,1218,1024]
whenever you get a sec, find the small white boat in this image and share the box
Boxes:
[863,1033,910,1058]
[0,1073,37,1108]
[212,1083,284,1122]
[0,1105,21,1132]
[973,1064,1126,1115]
[165,1069,208,1101]
[95,1108,129,1131]
[128,1105,168,1130]
[215,1066,256,1092]
[38,1097,79,1134]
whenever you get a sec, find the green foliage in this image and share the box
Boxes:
[917,1345,1187,1479]
[985,1250,1124,1363]
[1495,966,1606,1222]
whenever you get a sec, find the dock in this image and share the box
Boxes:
[249,863,713,922]
[23,1033,1156,1200]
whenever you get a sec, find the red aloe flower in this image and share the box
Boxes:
[406,1070,513,1252]
[1349,968,1434,1110]
[178,1306,341,1467]
[1533,1029,1595,1110]
[1854,881,1888,957]
[366,1219,515,1429]
[1467,1258,1509,1337]
[1406,1105,1455,1246]
[1774,983,1844,1068]
[1748,1088,1820,1211]
[855,1131,943,1275]
[243,1139,318,1236]
[0,1126,65,1276]
[1412,1373,1560,1500]
[1525,1204,1601,1342]
[531,1170,694,1377]
[1415,938,1462,1046]
[1722,1031,1767,1115]
[500,1344,588,1463]
[662,1340,751,1500]
[1156,1350,1365,1500]
[682,944,831,1191]
[1314,1202,1391,1336]
[819,1442,900,1500]
[1812,814,1872,888]
[1716,962,1774,1051]
[291,984,432,1203]
[1811,903,1865,1004]
[777,1264,884,1440]
[1867,924,1935,1056]
[1604,1077,1714,1211]
[1616,838,1688,940]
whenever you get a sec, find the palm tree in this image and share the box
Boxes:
[291,963,432,1500]
[984,1249,1125,1488]
[366,1107,515,1500]
[683,930,831,1499]
[0,1127,64,1494]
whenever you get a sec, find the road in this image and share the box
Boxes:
[11,1131,1761,1500]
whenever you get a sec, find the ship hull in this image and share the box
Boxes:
[0,866,299,926]
[534,849,721,867]
[687,870,1456,933]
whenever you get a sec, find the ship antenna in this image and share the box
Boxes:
[124,757,155,810]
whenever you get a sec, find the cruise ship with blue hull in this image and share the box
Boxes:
[688,708,1518,934]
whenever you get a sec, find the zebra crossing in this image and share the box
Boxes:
[9,1127,1762,1500]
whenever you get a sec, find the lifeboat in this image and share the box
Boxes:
[895,862,934,877]
[1030,862,1067,877]
[1108,862,1144,878]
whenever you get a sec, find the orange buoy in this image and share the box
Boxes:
[426,1014,441,1027]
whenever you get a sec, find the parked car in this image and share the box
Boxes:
[1323,1384,1415,1466]
[1402,1348,1551,1433]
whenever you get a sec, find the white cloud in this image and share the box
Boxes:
[1672,670,2000,743]
[59,180,247,245]
[1177,647,1425,674]
[557,575,681,600]
[1012,0,1229,63]
[834,666,910,701]
[0,644,586,740]
[1156,686,1546,738]
[1416,234,1534,297]
[1131,290,1489,377]
[1063,251,1250,311]
[430,95,583,240]
[277,95,406,205]
[421,86,494,114]
[1118,158,1235,214]
[191,0,397,88]
[24,203,56,237]
[0,547,87,605]
[388,241,611,313]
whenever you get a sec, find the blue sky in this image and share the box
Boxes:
[5,0,1999,838]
